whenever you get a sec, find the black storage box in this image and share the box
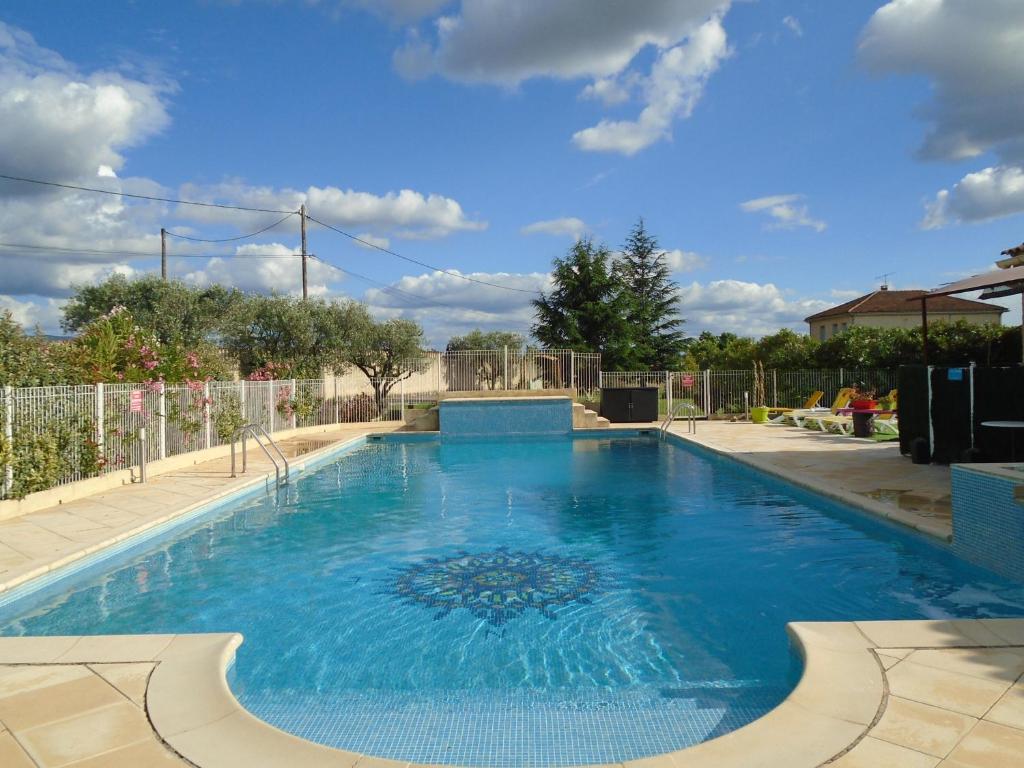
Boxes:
[600,387,659,423]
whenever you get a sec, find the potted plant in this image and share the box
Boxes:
[850,383,878,411]
[751,361,770,423]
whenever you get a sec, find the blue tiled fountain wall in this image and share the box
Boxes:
[439,397,572,437]
[952,466,1024,582]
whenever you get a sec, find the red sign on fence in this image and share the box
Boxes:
[681,375,694,388]
[130,390,144,413]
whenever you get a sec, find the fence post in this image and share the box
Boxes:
[158,383,167,460]
[665,371,672,418]
[333,376,339,424]
[839,367,845,385]
[239,380,246,422]
[772,370,778,408]
[570,351,576,392]
[267,380,274,431]
[703,369,711,416]
[95,383,105,459]
[503,345,509,391]
[400,377,406,415]
[2,386,12,497]
[436,353,442,393]
[290,378,297,429]
[203,382,212,449]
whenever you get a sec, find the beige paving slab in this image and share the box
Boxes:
[0,730,36,768]
[831,735,940,768]
[905,648,1024,684]
[88,662,154,707]
[887,660,1014,718]
[872,696,978,758]
[944,720,1024,768]
[986,679,1024,731]
[62,738,187,768]
[17,700,154,767]
[0,664,93,697]
[856,620,1007,649]
[0,672,124,731]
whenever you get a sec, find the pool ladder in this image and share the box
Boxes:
[230,423,290,487]
[660,402,698,437]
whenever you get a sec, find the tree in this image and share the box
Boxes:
[616,219,686,370]
[681,331,759,369]
[755,329,818,369]
[219,295,363,378]
[445,329,525,390]
[532,238,637,370]
[348,315,430,411]
[62,275,242,346]
[0,311,69,386]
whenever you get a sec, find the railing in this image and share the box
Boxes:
[661,401,697,436]
[230,423,289,487]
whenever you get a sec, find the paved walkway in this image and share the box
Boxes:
[667,421,953,540]
[0,423,400,596]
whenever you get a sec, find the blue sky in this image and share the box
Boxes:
[1,0,1022,346]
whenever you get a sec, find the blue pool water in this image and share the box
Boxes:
[2,433,1024,766]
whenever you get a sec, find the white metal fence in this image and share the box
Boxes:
[0,360,897,501]
[600,368,899,418]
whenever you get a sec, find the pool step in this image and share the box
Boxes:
[572,402,610,429]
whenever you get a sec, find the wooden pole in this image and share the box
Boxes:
[300,204,308,300]
[160,227,167,280]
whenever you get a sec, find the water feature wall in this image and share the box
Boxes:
[439,397,573,437]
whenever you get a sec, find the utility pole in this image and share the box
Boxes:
[300,204,308,299]
[160,227,167,280]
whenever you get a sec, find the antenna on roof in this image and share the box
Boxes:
[874,272,894,290]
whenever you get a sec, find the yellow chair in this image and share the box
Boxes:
[767,391,824,421]
[786,388,855,427]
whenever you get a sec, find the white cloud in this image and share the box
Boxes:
[362,269,549,346]
[860,0,1024,225]
[344,0,453,23]
[0,21,171,183]
[678,279,830,335]
[520,217,587,239]
[782,16,803,37]
[830,288,864,301]
[392,1,733,155]
[179,243,339,297]
[353,233,391,249]
[663,249,707,273]
[0,295,64,333]
[572,15,730,155]
[740,194,827,232]
[177,181,486,239]
[922,166,1024,229]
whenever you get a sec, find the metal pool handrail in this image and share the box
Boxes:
[660,401,697,436]
[230,423,290,486]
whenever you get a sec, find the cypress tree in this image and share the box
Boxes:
[616,218,687,370]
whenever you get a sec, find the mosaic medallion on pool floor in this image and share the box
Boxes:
[392,547,600,626]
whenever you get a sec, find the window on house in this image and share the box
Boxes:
[832,323,838,336]
[819,325,826,341]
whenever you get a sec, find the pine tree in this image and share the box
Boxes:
[531,239,638,370]
[616,219,687,370]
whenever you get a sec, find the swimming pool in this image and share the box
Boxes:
[2,432,1023,766]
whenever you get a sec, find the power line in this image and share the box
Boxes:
[306,214,538,294]
[310,255,466,311]
[0,242,300,260]
[0,173,296,214]
[164,212,297,243]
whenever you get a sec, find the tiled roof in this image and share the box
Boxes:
[805,289,1006,323]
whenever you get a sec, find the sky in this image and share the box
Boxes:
[0,0,1022,348]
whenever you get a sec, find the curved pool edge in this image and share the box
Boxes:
[3,618,1023,767]
[154,624,883,768]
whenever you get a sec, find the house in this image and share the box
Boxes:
[805,286,1005,341]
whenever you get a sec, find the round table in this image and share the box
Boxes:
[981,420,1024,461]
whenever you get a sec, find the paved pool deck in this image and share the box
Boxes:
[0,417,1020,766]
[665,420,953,540]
